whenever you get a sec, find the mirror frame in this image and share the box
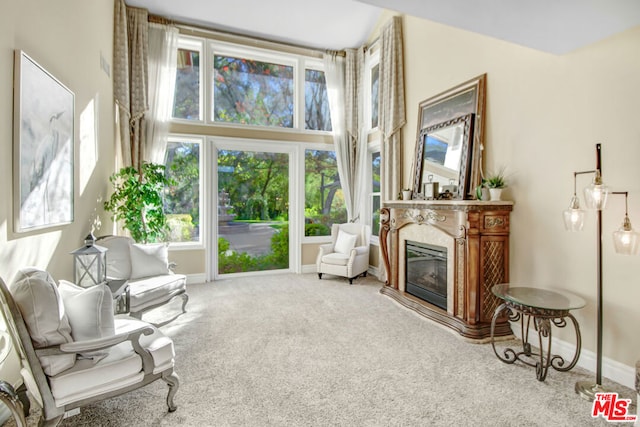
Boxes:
[413,113,474,200]
[412,74,487,199]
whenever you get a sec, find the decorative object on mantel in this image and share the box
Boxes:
[412,74,487,200]
[484,167,508,201]
[402,189,412,201]
[562,143,639,401]
[379,199,514,340]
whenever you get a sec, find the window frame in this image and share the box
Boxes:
[364,46,380,133]
[366,140,381,246]
[172,36,205,123]
[164,134,205,250]
[300,142,344,244]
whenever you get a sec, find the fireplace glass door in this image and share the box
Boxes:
[405,241,447,310]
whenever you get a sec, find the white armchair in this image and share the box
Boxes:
[0,268,179,426]
[316,223,371,284]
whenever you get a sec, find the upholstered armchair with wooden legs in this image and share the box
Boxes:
[0,268,179,426]
[317,223,371,284]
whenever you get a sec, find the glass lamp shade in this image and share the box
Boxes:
[612,216,639,255]
[583,173,609,210]
[563,195,585,231]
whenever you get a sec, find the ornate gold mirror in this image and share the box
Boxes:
[412,74,486,199]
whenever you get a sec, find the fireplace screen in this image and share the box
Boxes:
[405,241,447,310]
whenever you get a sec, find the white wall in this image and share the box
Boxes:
[401,15,640,373]
[0,0,115,283]
[0,0,114,387]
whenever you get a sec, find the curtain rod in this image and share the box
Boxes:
[147,13,378,59]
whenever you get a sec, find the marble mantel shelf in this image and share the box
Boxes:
[383,200,514,210]
[379,199,514,341]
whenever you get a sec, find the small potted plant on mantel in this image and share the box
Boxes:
[484,168,508,201]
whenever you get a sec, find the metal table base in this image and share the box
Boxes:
[490,300,582,381]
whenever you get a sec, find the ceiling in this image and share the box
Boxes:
[126,0,640,54]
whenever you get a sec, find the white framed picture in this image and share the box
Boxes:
[13,50,74,232]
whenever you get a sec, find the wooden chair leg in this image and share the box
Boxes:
[163,371,179,412]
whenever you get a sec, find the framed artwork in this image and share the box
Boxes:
[13,50,74,232]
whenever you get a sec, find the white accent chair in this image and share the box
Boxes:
[0,268,179,426]
[97,235,188,325]
[316,223,371,284]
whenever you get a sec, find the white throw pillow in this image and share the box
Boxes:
[10,268,75,376]
[334,230,357,255]
[130,243,171,279]
[98,235,133,279]
[58,280,115,342]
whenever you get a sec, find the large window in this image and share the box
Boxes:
[370,149,381,239]
[304,149,346,236]
[304,68,331,131]
[213,55,294,127]
[164,137,201,243]
[173,38,203,121]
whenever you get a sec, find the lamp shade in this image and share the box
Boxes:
[583,172,609,210]
[612,216,639,255]
[563,195,585,231]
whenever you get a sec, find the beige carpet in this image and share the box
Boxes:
[17,273,636,426]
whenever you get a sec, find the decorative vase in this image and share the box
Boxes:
[489,188,503,201]
[402,190,412,201]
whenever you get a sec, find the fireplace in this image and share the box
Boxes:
[405,241,447,310]
[379,200,514,341]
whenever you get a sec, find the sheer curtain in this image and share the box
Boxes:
[379,16,406,202]
[145,23,178,164]
[324,48,367,223]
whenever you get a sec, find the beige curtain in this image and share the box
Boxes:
[379,16,406,202]
[114,0,148,170]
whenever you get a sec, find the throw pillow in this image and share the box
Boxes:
[97,235,133,279]
[58,280,115,342]
[130,243,170,279]
[334,230,357,255]
[10,268,75,376]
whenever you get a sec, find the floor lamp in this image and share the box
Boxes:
[562,143,639,400]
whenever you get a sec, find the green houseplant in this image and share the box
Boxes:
[483,168,508,201]
[104,162,174,243]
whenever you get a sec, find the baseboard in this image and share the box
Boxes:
[511,328,635,390]
[185,273,206,284]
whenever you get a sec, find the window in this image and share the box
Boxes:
[370,63,379,129]
[213,55,294,127]
[370,149,381,239]
[173,38,203,121]
[304,149,347,236]
[304,68,332,131]
[164,137,202,243]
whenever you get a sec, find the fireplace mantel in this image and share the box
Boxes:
[379,200,514,341]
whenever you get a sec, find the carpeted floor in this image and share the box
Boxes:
[16,273,636,426]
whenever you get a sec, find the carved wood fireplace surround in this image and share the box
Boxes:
[380,200,514,341]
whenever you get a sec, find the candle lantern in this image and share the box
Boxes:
[70,233,108,287]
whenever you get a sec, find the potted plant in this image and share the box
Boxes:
[401,188,412,200]
[484,168,508,201]
[103,162,175,243]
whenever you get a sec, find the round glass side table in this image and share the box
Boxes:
[490,284,586,381]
